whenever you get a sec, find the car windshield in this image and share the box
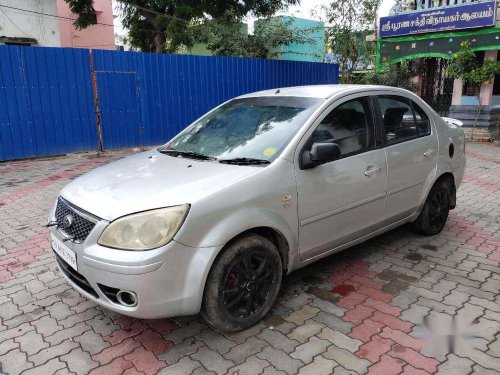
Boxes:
[164,96,322,161]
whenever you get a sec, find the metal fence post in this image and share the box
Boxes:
[89,49,104,153]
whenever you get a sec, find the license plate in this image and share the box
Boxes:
[51,233,78,272]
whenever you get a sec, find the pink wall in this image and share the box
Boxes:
[57,0,115,50]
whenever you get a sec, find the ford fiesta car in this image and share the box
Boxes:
[48,85,466,332]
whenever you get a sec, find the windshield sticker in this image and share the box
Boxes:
[263,147,277,157]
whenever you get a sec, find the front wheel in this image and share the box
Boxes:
[411,181,451,236]
[201,234,282,332]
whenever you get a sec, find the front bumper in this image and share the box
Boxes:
[50,225,221,319]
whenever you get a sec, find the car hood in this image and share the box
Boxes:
[60,150,259,221]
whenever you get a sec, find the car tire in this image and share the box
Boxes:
[201,234,282,332]
[411,181,452,236]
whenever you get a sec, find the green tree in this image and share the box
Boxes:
[195,17,316,58]
[64,0,299,53]
[448,41,500,95]
[360,60,417,91]
[447,41,500,139]
[323,0,380,83]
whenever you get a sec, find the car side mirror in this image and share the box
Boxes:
[301,142,341,169]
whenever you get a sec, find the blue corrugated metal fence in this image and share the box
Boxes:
[0,46,339,161]
[0,47,97,161]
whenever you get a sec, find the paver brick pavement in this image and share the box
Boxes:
[0,143,499,374]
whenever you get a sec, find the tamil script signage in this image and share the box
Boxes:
[380,1,496,38]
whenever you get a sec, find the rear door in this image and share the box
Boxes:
[375,95,438,222]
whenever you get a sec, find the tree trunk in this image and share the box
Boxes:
[154,31,165,53]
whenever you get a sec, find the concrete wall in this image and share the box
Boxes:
[57,0,115,49]
[0,0,61,46]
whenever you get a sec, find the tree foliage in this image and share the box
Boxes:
[323,0,380,83]
[64,0,299,53]
[447,41,500,94]
[194,17,316,58]
[359,60,417,90]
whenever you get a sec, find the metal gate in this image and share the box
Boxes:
[419,58,453,116]
[95,71,142,150]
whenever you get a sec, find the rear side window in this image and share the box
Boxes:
[378,96,430,145]
[412,102,431,137]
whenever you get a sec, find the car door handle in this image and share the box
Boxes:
[364,166,382,177]
[423,150,435,158]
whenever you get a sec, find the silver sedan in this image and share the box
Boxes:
[48,85,466,332]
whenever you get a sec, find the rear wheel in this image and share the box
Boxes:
[411,181,451,236]
[201,234,282,332]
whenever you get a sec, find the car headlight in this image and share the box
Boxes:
[98,205,189,250]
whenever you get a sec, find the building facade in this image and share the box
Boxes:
[0,0,61,46]
[57,0,115,50]
[0,0,115,50]
[377,0,500,138]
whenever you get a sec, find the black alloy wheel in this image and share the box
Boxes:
[411,181,451,236]
[201,234,282,332]
[221,250,276,318]
[428,189,449,233]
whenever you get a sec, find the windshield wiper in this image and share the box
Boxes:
[219,157,271,165]
[158,149,215,160]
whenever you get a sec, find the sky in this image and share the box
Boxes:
[246,0,395,25]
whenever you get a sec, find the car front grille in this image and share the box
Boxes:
[55,198,99,243]
[55,253,99,298]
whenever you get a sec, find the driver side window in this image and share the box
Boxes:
[311,97,375,157]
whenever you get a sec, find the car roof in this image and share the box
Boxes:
[236,84,400,99]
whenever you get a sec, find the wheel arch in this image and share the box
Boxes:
[216,226,290,274]
[198,225,291,313]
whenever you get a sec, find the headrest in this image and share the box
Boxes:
[384,107,408,126]
[333,109,357,123]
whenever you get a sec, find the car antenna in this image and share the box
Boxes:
[275,89,280,94]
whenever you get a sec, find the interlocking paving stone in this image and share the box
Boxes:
[14,329,49,356]
[323,344,371,374]
[223,336,267,365]
[290,336,330,364]
[288,320,325,343]
[158,339,204,365]
[191,346,234,374]
[21,358,65,375]
[227,355,270,375]
[297,355,338,375]
[313,311,354,334]
[318,327,362,352]
[60,348,99,375]
[195,328,236,354]
[0,349,32,375]
[73,330,111,356]
[257,328,301,353]
[0,143,499,375]
[285,305,320,326]
[257,346,304,374]
[157,356,201,375]
[28,339,79,366]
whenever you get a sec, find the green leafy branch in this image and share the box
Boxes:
[448,41,500,88]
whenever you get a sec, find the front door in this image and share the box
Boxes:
[376,95,438,222]
[295,95,387,260]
